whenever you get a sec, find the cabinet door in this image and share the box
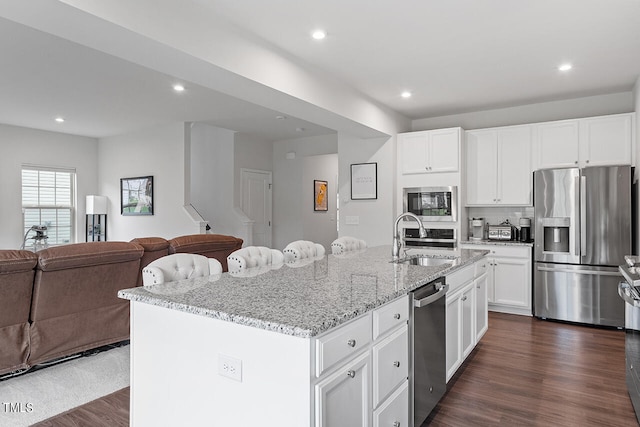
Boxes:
[474,273,489,342]
[497,126,532,206]
[534,120,580,169]
[445,292,461,382]
[466,130,498,205]
[492,257,531,309]
[373,380,408,427]
[315,352,369,427]
[373,326,408,407]
[580,114,633,166]
[429,128,460,173]
[461,283,475,359]
[399,131,429,174]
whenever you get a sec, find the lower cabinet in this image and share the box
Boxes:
[314,295,409,427]
[315,352,370,427]
[445,258,489,382]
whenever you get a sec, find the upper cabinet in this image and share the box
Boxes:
[466,125,532,206]
[534,113,634,169]
[398,127,460,174]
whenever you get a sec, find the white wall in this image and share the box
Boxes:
[234,133,273,207]
[98,122,198,241]
[0,124,98,248]
[272,134,338,250]
[338,134,395,247]
[412,92,634,131]
[302,154,338,252]
[190,123,237,236]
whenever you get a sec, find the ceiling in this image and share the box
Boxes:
[1,0,639,139]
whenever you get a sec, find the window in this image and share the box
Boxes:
[22,165,76,246]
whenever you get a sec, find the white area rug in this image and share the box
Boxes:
[0,345,130,427]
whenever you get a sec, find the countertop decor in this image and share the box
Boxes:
[119,245,488,338]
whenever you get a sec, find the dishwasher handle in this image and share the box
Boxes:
[414,283,449,308]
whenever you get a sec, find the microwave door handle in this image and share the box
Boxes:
[580,175,586,257]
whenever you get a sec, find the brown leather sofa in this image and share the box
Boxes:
[0,250,39,376]
[0,233,243,377]
[29,241,144,366]
[169,234,243,272]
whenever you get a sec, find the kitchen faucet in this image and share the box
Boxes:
[392,212,427,259]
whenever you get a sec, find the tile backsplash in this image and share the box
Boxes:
[466,206,535,236]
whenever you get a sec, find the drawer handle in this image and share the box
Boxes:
[393,313,401,320]
[347,339,356,347]
[347,370,356,378]
[393,361,400,368]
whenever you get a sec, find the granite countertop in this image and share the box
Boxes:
[460,239,534,247]
[118,245,488,338]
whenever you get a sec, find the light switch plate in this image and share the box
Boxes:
[218,354,242,382]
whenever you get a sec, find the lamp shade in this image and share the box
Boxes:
[86,195,108,215]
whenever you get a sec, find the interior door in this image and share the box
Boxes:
[241,169,272,247]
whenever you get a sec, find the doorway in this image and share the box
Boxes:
[240,169,272,247]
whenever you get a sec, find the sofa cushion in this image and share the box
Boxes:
[37,241,144,271]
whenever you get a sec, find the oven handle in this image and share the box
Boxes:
[414,284,449,308]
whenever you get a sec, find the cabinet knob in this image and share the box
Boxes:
[393,422,401,427]
[393,313,401,320]
[347,370,356,378]
[462,295,468,301]
[393,361,401,368]
[347,339,356,347]
[574,160,578,164]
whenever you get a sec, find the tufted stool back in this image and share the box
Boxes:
[142,253,222,286]
[331,236,367,255]
[282,240,325,264]
[227,246,284,274]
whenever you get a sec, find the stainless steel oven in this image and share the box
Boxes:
[404,228,456,248]
[403,186,457,222]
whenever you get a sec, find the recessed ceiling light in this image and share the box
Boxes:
[311,30,326,40]
[401,91,412,99]
[55,117,65,123]
[173,84,185,92]
[558,63,573,72]
[276,115,287,120]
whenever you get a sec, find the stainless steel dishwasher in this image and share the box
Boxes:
[410,276,448,426]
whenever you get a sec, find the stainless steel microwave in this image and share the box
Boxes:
[403,186,457,222]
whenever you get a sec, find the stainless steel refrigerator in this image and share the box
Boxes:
[534,165,633,327]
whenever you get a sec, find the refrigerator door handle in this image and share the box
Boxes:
[580,175,587,257]
[536,266,621,276]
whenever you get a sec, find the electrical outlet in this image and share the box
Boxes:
[218,354,242,382]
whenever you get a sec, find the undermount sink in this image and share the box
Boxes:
[393,256,458,267]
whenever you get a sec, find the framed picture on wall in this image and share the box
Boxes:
[121,176,154,215]
[314,180,328,211]
[351,162,377,200]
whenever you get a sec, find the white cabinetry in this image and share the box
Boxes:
[461,244,532,316]
[399,128,460,174]
[314,295,409,427]
[445,258,488,382]
[466,125,532,206]
[534,113,634,169]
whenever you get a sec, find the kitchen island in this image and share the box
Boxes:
[118,245,487,427]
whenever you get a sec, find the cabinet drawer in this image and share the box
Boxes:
[373,380,408,427]
[463,244,531,259]
[316,314,372,377]
[373,295,408,340]
[373,325,408,407]
[447,263,474,293]
[475,258,489,277]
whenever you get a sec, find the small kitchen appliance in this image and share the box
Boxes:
[487,221,513,241]
[470,218,485,241]
[403,186,457,222]
[519,218,532,242]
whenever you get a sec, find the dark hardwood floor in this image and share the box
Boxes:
[427,312,638,426]
[33,312,638,426]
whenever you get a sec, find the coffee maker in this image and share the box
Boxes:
[519,218,532,242]
[470,218,485,241]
